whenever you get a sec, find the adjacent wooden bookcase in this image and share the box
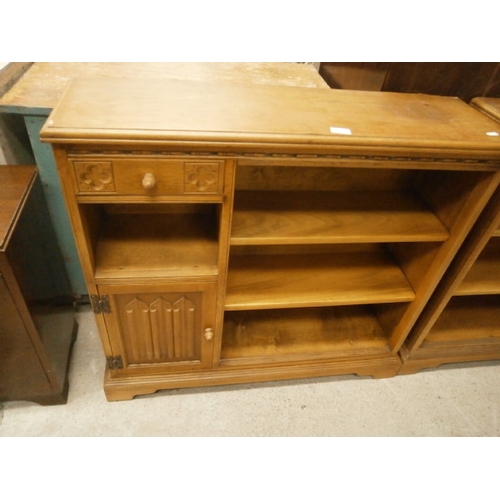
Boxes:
[399,97,500,373]
[41,78,500,400]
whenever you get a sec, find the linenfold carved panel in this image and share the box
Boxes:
[121,295,199,364]
[74,161,115,192]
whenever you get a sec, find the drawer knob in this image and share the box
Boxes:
[204,328,214,341]
[142,173,156,190]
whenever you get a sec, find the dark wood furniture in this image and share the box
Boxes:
[0,165,77,405]
[471,98,500,123]
[41,78,500,401]
[319,63,500,103]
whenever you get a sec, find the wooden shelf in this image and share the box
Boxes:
[455,238,500,296]
[94,212,219,281]
[221,306,391,365]
[225,249,415,311]
[424,295,500,344]
[230,190,449,246]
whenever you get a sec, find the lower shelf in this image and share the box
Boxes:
[221,306,392,366]
[424,295,500,345]
[399,295,500,374]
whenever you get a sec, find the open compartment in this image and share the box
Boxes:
[226,243,415,311]
[78,203,220,281]
[456,236,500,295]
[422,295,500,345]
[225,162,498,360]
[231,165,453,246]
[231,164,493,247]
[221,304,393,366]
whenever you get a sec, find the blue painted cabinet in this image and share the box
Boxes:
[0,109,86,297]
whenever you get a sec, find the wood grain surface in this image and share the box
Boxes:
[0,62,327,111]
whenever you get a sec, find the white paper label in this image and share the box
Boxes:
[330,127,352,135]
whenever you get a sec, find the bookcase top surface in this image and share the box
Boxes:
[41,78,500,156]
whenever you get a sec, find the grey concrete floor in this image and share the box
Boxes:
[1,305,500,437]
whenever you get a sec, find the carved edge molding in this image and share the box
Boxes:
[69,150,500,166]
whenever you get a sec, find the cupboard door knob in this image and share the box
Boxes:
[142,172,156,190]
[204,328,214,341]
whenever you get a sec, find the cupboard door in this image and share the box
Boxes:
[99,283,216,372]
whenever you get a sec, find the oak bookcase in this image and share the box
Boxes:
[399,97,500,373]
[41,78,500,400]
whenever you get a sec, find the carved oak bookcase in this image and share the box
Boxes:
[398,97,500,373]
[41,78,500,401]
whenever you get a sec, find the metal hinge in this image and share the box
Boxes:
[106,356,123,370]
[91,294,111,314]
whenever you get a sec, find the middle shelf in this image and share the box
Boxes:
[225,245,415,311]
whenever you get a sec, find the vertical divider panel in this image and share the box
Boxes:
[212,158,237,366]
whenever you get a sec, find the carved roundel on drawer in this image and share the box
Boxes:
[74,161,116,193]
[184,162,222,193]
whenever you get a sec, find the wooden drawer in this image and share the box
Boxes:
[70,157,224,197]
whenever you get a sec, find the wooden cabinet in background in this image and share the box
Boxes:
[0,165,77,405]
[41,78,500,401]
[319,63,500,103]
